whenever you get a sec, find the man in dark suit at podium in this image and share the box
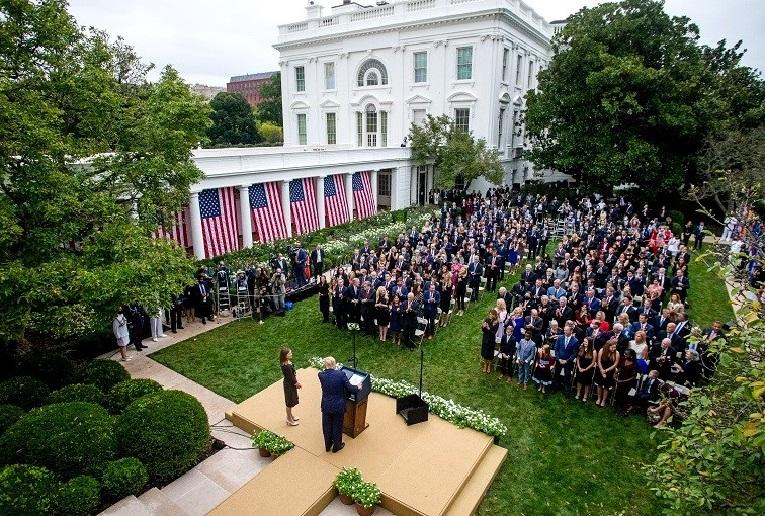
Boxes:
[318,357,361,453]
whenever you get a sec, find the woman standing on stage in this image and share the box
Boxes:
[280,347,301,426]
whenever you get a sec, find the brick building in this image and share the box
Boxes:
[226,71,278,108]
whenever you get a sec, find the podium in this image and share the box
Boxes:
[341,366,371,438]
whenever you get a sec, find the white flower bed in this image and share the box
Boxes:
[308,357,507,438]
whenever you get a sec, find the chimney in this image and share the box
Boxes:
[306,1,323,19]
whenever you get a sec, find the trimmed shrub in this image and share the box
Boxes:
[47,383,106,407]
[56,475,100,516]
[78,360,129,393]
[0,404,25,435]
[101,457,148,500]
[667,209,685,228]
[116,391,210,483]
[0,402,116,478]
[0,464,61,515]
[0,376,50,409]
[107,378,163,414]
[16,351,76,389]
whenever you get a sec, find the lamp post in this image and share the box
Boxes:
[347,322,359,369]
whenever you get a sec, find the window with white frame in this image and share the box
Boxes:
[413,109,426,126]
[326,112,336,145]
[527,60,534,89]
[378,173,391,196]
[324,62,335,90]
[456,47,473,80]
[296,113,307,145]
[295,66,305,92]
[497,107,505,149]
[356,112,363,147]
[515,54,523,85]
[454,108,470,133]
[357,59,388,87]
[414,52,427,83]
[365,104,377,147]
[502,48,509,82]
[380,111,388,147]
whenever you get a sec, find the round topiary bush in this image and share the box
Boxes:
[0,404,25,435]
[101,457,148,500]
[107,378,163,414]
[0,402,116,479]
[115,391,210,483]
[78,360,130,393]
[47,383,106,407]
[0,464,61,515]
[0,376,50,409]
[55,475,101,516]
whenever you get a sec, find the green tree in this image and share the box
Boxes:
[0,0,208,347]
[257,121,283,145]
[525,0,747,192]
[256,72,282,125]
[409,114,503,189]
[207,92,260,146]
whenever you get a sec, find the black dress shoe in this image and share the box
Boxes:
[332,442,345,453]
[178,326,184,330]
[172,330,177,334]
[325,446,331,452]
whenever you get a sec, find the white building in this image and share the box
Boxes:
[184,0,564,258]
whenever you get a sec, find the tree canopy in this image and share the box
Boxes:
[525,0,764,192]
[207,92,260,146]
[0,0,209,347]
[256,72,282,125]
[409,114,504,189]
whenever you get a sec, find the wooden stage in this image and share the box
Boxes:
[210,368,506,516]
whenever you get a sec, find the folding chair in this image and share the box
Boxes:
[479,276,487,292]
[446,298,456,326]
[464,287,473,305]
[434,308,442,335]
[414,317,428,347]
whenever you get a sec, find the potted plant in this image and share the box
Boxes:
[252,430,275,457]
[266,434,294,458]
[352,481,381,516]
[334,467,362,505]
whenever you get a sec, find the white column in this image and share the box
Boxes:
[390,167,399,210]
[238,184,253,248]
[281,180,292,238]
[316,175,326,229]
[189,192,205,259]
[370,170,378,210]
[345,172,354,221]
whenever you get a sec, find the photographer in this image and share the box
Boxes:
[271,267,286,312]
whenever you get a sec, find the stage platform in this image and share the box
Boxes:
[215,368,506,516]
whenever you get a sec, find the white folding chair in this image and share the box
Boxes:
[464,287,473,305]
[414,316,428,346]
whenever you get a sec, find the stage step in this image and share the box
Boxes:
[443,445,507,516]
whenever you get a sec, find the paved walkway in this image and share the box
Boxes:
[98,314,373,516]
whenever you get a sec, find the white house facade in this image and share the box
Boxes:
[182,0,566,259]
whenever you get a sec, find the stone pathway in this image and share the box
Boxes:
[98,314,386,516]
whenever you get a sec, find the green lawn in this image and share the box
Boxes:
[687,254,736,326]
[152,258,733,515]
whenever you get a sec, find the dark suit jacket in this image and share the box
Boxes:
[554,335,580,362]
[318,369,354,414]
[310,249,325,265]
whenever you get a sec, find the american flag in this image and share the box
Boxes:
[352,171,376,220]
[289,178,319,235]
[324,174,349,227]
[152,207,191,251]
[199,188,240,258]
[250,182,287,243]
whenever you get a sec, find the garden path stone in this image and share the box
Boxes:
[160,468,229,516]
[99,495,151,516]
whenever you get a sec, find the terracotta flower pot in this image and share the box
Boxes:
[258,447,270,457]
[270,452,280,459]
[339,493,354,505]
[355,503,375,516]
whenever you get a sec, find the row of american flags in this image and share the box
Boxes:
[152,172,377,258]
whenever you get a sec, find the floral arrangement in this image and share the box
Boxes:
[307,358,507,438]
[251,429,294,455]
[352,481,381,509]
[334,467,363,496]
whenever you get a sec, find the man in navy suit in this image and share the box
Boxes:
[318,357,361,453]
[554,324,579,394]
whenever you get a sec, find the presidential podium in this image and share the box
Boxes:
[341,366,371,438]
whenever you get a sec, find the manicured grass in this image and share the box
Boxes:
[687,253,736,326]
[154,264,730,515]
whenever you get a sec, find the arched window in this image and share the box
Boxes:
[357,59,389,87]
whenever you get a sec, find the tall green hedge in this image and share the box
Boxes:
[0,464,60,515]
[78,360,130,393]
